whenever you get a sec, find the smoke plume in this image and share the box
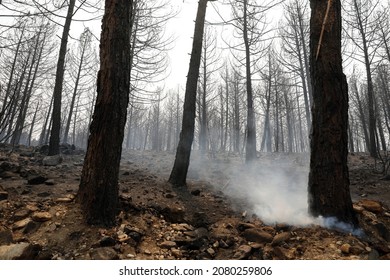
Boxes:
[216,154,362,236]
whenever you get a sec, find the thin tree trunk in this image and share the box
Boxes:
[261,60,272,152]
[224,74,229,151]
[297,2,313,108]
[48,0,76,155]
[5,48,32,142]
[219,86,224,150]
[12,30,44,145]
[1,25,25,119]
[348,116,355,152]
[169,0,210,186]
[352,80,370,152]
[283,88,293,152]
[199,45,208,154]
[39,95,54,145]
[63,33,88,144]
[352,0,377,157]
[295,28,312,130]
[243,0,256,162]
[28,102,40,146]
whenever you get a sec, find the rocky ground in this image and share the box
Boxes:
[0,145,389,260]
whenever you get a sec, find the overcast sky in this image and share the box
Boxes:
[1,0,283,92]
[164,1,283,91]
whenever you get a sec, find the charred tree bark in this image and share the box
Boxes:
[1,24,25,122]
[199,46,208,154]
[39,95,53,145]
[12,29,45,146]
[78,0,132,226]
[63,30,89,144]
[48,0,76,155]
[261,59,272,152]
[169,0,210,186]
[351,78,370,152]
[308,0,358,226]
[243,0,257,163]
[28,101,40,146]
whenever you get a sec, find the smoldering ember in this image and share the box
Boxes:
[1,0,390,260]
[0,145,389,260]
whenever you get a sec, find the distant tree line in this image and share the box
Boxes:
[1,0,388,158]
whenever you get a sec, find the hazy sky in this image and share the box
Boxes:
[164,0,283,91]
[0,0,282,91]
[67,1,275,93]
[163,0,236,90]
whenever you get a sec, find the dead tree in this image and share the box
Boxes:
[168,0,214,186]
[48,0,76,155]
[308,0,358,226]
[78,0,132,226]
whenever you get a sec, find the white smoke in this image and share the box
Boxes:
[224,160,314,225]
[219,155,363,236]
[319,217,364,237]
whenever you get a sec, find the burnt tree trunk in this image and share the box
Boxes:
[63,30,89,144]
[48,0,76,155]
[77,0,132,226]
[243,0,257,163]
[169,0,209,186]
[308,0,358,226]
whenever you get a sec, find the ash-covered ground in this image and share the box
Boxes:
[0,145,390,260]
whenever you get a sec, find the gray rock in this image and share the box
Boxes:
[43,155,63,166]
[89,247,119,260]
[0,243,41,260]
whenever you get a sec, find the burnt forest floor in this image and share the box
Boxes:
[0,145,390,260]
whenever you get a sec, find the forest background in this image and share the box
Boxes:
[0,0,389,162]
